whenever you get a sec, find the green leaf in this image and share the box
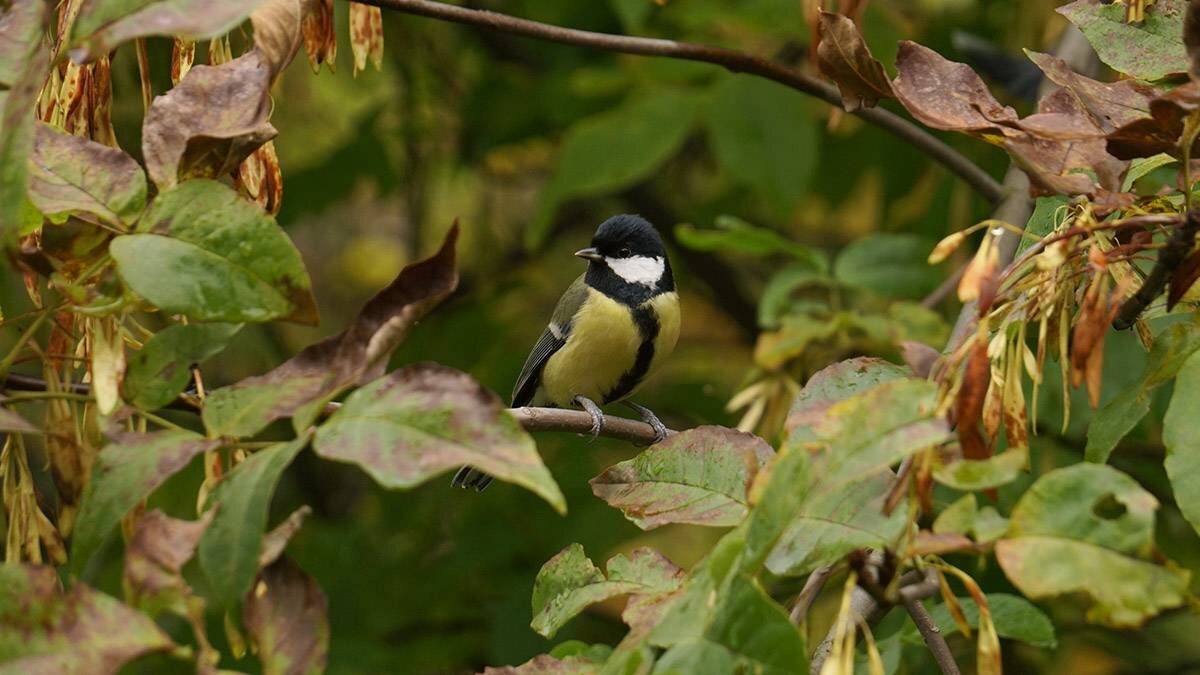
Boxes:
[739,445,811,574]
[790,357,910,420]
[1017,196,1070,254]
[652,640,740,675]
[1123,154,1176,191]
[1163,353,1200,536]
[531,544,683,638]
[110,179,317,324]
[674,215,829,270]
[123,322,241,410]
[757,264,831,329]
[933,447,1027,491]
[0,2,49,248]
[997,464,1190,627]
[1086,315,1200,462]
[313,363,566,513]
[0,564,174,671]
[27,122,147,226]
[71,430,220,574]
[833,233,942,300]
[529,89,701,248]
[198,435,307,607]
[703,574,807,674]
[932,494,1009,544]
[70,0,270,60]
[590,426,774,530]
[765,471,907,576]
[925,594,1057,648]
[1058,0,1189,81]
[705,74,818,215]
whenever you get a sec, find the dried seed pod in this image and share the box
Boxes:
[89,56,117,146]
[172,38,196,84]
[349,2,384,76]
[955,338,992,460]
[303,0,337,73]
[235,140,283,216]
[928,230,966,264]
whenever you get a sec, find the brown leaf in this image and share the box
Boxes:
[892,41,1020,136]
[900,340,940,379]
[1187,0,1200,79]
[251,0,306,79]
[910,530,977,556]
[69,0,270,62]
[302,0,336,74]
[349,2,384,76]
[1026,51,1155,134]
[123,509,213,610]
[1108,83,1200,160]
[202,224,460,437]
[1070,276,1115,408]
[815,11,892,112]
[142,51,276,189]
[236,139,283,215]
[170,38,194,85]
[259,505,312,568]
[243,557,329,675]
[955,340,992,460]
[89,55,117,146]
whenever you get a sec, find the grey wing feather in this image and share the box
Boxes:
[511,275,589,407]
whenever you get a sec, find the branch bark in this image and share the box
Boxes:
[901,571,962,675]
[0,374,673,445]
[356,0,1005,205]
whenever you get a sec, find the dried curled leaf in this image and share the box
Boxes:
[892,41,1020,136]
[349,2,384,76]
[955,340,992,460]
[815,11,891,111]
[142,51,276,189]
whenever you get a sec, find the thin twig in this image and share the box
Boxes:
[901,570,962,675]
[0,374,674,445]
[789,564,835,626]
[357,0,1004,205]
[1113,210,1200,329]
[921,264,967,309]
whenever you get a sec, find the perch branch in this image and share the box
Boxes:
[356,0,1005,205]
[900,571,961,675]
[0,374,674,445]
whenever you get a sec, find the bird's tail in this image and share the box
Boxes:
[451,466,494,491]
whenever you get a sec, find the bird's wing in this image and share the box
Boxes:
[511,275,589,407]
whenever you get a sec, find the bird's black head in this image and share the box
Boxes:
[576,214,674,304]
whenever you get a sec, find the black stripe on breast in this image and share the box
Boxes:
[604,305,660,403]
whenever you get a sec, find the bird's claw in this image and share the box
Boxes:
[574,395,606,442]
[625,401,669,444]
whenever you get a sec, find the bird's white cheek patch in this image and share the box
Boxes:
[606,255,664,286]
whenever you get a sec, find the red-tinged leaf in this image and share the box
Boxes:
[0,0,49,249]
[910,530,977,556]
[202,224,459,438]
[123,509,213,611]
[313,363,565,513]
[956,341,992,460]
[900,340,940,379]
[142,51,276,189]
[590,426,775,530]
[815,11,892,112]
[259,506,312,568]
[892,41,1020,136]
[1108,85,1200,160]
[243,557,329,675]
[28,122,146,226]
[302,0,336,73]
[0,405,37,433]
[0,564,175,673]
[482,654,603,675]
[1070,276,1114,407]
[1025,51,1155,134]
[236,139,283,215]
[69,0,270,62]
[1169,249,1200,309]
[349,2,384,76]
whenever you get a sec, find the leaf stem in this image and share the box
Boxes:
[0,311,51,378]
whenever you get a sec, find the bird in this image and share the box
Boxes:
[452,214,681,491]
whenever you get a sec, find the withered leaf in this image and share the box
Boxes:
[69,0,270,62]
[1070,276,1115,408]
[900,340,941,379]
[892,41,1020,136]
[123,509,213,612]
[1108,84,1200,160]
[349,2,384,76]
[243,557,329,675]
[0,0,44,86]
[251,0,306,79]
[28,122,146,226]
[0,405,38,433]
[955,340,992,460]
[815,11,892,112]
[0,564,175,673]
[259,505,312,568]
[302,0,336,73]
[142,50,276,189]
[1025,51,1154,134]
[202,224,459,438]
[1169,249,1200,309]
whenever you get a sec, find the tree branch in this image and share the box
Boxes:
[356,0,1005,205]
[1113,209,1200,329]
[0,374,673,445]
[900,571,961,675]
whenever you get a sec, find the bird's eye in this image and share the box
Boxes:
[618,247,632,257]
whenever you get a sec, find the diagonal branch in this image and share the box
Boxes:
[354,0,1005,206]
[1,373,672,445]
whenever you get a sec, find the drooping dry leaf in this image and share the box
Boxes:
[302,0,336,73]
[142,50,276,189]
[236,139,283,215]
[202,225,459,438]
[955,340,992,460]
[123,509,213,612]
[1025,51,1155,134]
[349,2,384,76]
[251,0,306,79]
[259,505,312,568]
[1070,275,1115,407]
[815,11,891,111]
[243,557,329,675]
[171,38,194,84]
[900,340,940,379]
[892,41,1020,136]
[1108,84,1200,160]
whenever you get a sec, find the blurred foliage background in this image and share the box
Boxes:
[7,0,1200,673]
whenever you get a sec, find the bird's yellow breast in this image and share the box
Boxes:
[539,289,679,407]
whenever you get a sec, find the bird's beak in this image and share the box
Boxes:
[574,247,603,262]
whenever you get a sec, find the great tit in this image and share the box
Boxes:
[452,214,681,491]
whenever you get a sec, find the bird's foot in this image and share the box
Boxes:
[624,401,669,444]
[573,395,606,441]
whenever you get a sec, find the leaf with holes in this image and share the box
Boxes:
[532,544,683,638]
[71,430,220,574]
[314,363,565,513]
[590,426,774,530]
[0,564,175,671]
[111,179,316,325]
[28,122,147,226]
[202,225,458,438]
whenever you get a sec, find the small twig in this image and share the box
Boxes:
[1113,209,1200,329]
[921,264,967,309]
[901,570,962,675]
[789,564,835,625]
[358,0,1004,205]
[1,374,674,445]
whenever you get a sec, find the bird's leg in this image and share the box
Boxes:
[623,401,669,444]
[573,395,606,441]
